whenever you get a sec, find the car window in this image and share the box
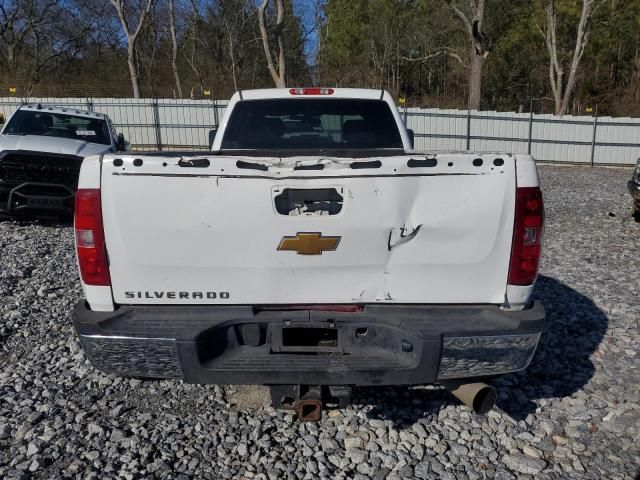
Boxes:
[221,99,403,150]
[3,110,111,145]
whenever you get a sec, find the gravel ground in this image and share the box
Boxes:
[1,165,639,480]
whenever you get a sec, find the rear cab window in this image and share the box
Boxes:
[221,99,403,150]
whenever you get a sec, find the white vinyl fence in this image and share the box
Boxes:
[1,97,638,165]
[404,107,640,166]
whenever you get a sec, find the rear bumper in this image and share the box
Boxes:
[73,301,545,386]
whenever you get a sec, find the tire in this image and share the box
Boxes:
[633,202,640,223]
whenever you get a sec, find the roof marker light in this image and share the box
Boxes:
[289,88,334,95]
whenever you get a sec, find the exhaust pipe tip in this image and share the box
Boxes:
[443,381,497,415]
[469,384,497,415]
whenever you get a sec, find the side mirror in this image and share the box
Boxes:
[407,128,415,149]
[115,133,126,152]
[208,128,218,149]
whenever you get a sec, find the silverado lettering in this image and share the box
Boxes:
[124,291,230,299]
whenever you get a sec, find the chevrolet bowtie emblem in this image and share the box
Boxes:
[278,232,341,255]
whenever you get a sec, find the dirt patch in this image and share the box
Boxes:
[225,385,272,410]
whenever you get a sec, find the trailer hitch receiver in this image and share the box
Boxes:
[269,385,352,422]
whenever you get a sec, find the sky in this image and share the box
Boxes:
[292,0,324,65]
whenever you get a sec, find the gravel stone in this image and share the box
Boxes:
[26,443,39,457]
[433,441,448,455]
[347,448,367,464]
[414,461,431,478]
[502,454,548,475]
[522,445,542,458]
[344,435,364,449]
[0,165,638,479]
[412,423,428,438]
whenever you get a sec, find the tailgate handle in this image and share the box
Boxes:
[274,188,343,216]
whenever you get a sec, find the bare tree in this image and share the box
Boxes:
[0,0,96,92]
[182,0,205,97]
[168,0,182,98]
[139,3,160,97]
[26,11,94,93]
[542,0,597,115]
[257,0,285,88]
[0,0,33,79]
[110,0,156,98]
[223,17,239,91]
[635,35,640,103]
[220,0,254,92]
[447,0,489,110]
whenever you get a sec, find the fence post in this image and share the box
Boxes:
[466,108,471,150]
[212,98,219,127]
[527,107,534,155]
[590,113,598,167]
[152,98,162,151]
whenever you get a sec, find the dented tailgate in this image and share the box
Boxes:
[100,153,516,305]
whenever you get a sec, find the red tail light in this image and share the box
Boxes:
[508,187,544,285]
[74,189,111,286]
[289,88,334,95]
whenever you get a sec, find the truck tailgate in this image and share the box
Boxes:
[100,153,516,305]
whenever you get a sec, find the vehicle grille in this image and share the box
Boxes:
[0,152,83,188]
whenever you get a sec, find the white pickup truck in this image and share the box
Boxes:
[0,104,126,217]
[72,88,545,417]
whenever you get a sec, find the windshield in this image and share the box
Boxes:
[3,110,111,145]
[221,99,403,150]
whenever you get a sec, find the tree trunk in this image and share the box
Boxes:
[469,50,485,110]
[185,2,204,97]
[275,0,286,87]
[544,0,593,115]
[229,36,239,92]
[127,45,141,98]
[634,40,640,103]
[223,18,239,92]
[448,1,489,110]
[168,0,183,98]
[110,0,155,99]
[553,83,562,115]
[257,0,286,88]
